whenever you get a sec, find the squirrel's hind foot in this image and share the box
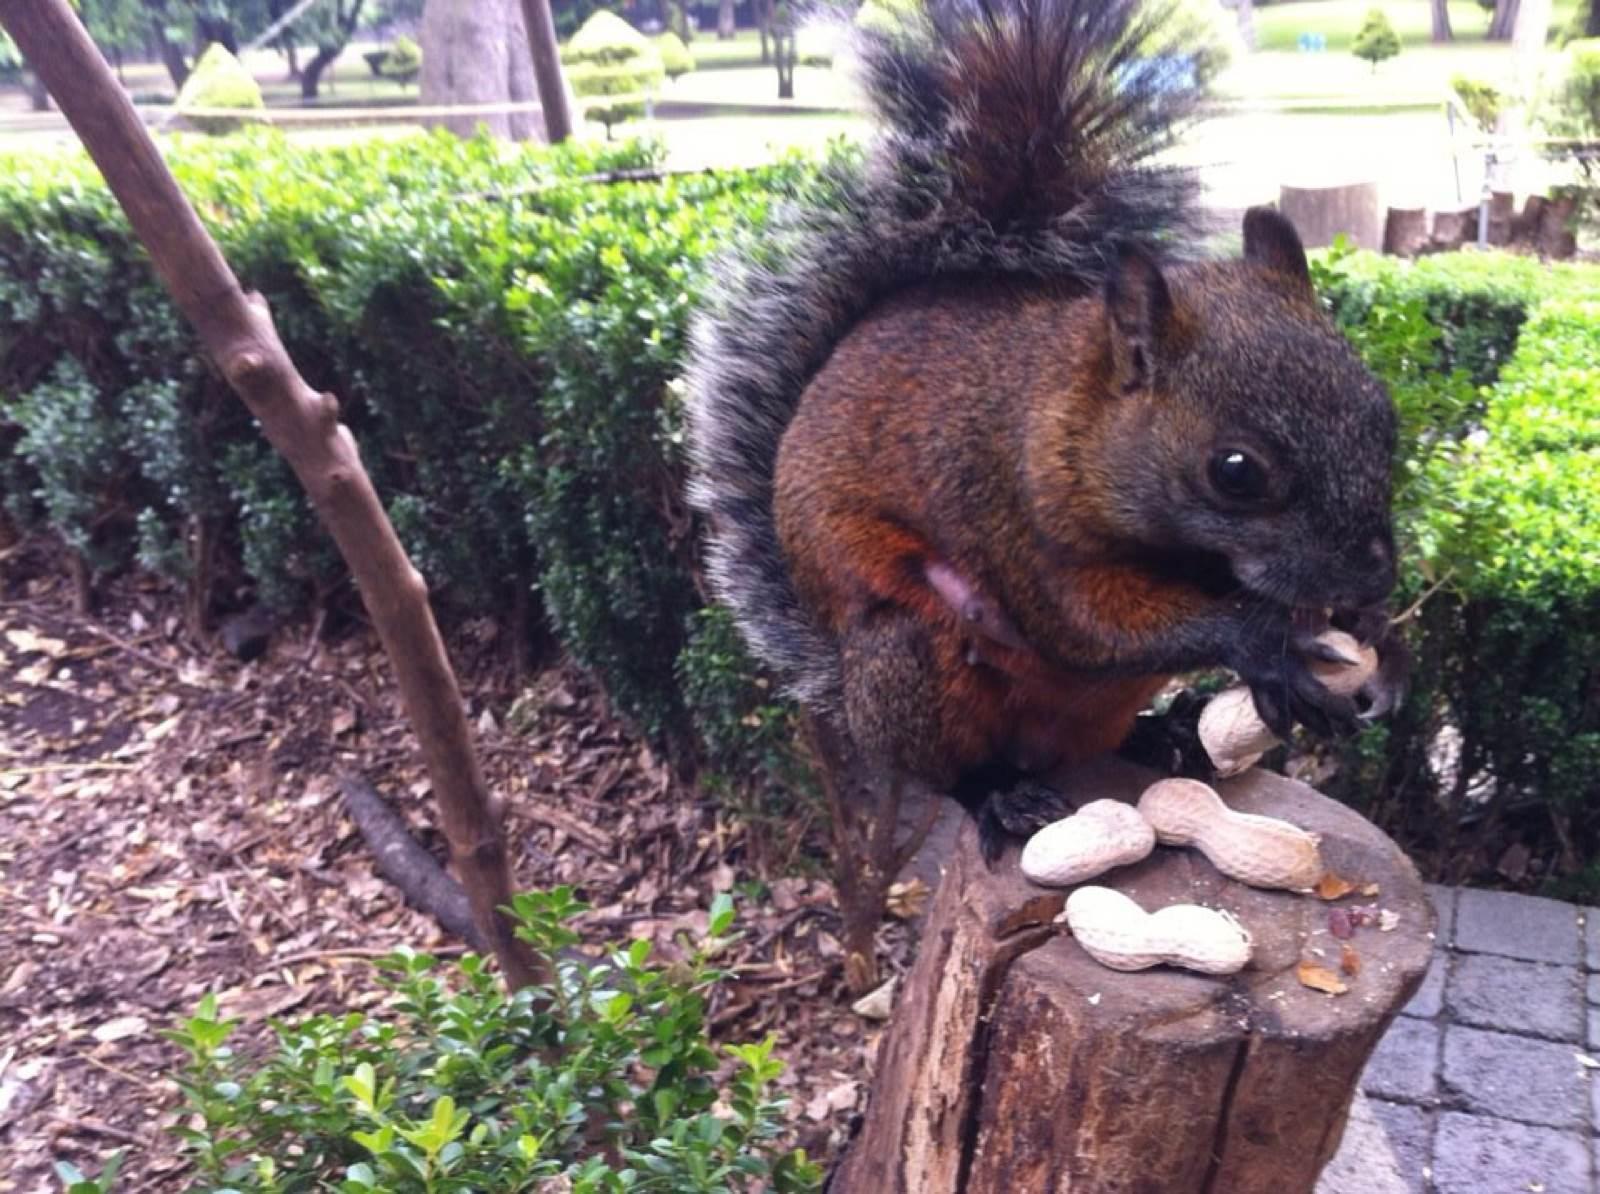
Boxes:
[973,779,1076,865]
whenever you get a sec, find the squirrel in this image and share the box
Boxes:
[685,0,1406,856]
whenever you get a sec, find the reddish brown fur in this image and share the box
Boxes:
[775,273,1228,783]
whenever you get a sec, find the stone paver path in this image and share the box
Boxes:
[1320,887,1600,1194]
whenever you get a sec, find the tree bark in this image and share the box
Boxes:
[1235,0,1256,50]
[300,44,340,98]
[421,0,565,142]
[717,0,735,39]
[1588,0,1600,38]
[0,0,545,992]
[517,0,571,142]
[1431,0,1452,42]
[836,760,1435,1194]
[26,67,47,109]
[1487,0,1521,40]
[156,31,188,90]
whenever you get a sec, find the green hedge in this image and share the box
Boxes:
[1318,251,1600,888]
[7,131,1600,884]
[0,130,818,749]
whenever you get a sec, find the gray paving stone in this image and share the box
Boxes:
[1445,954,1584,1042]
[1428,883,1457,947]
[1363,1017,1440,1103]
[1586,906,1600,970]
[1590,1007,1600,1052]
[1589,973,1600,1005]
[1432,1112,1592,1194]
[1318,1095,1430,1194]
[1403,950,1448,1019]
[1367,1100,1434,1194]
[1441,1025,1590,1130]
[1455,889,1581,965]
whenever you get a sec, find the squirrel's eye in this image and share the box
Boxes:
[1208,450,1268,502]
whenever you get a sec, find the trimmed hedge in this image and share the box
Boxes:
[0,130,820,748]
[6,130,1600,884]
[1318,251,1600,888]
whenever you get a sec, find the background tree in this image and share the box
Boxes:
[1432,0,1453,42]
[1482,0,1522,40]
[716,0,732,37]
[295,0,365,98]
[1353,8,1401,72]
[1234,0,1255,51]
[1587,0,1599,38]
[420,0,544,140]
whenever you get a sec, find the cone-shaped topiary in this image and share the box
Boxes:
[174,43,265,134]
[563,12,665,138]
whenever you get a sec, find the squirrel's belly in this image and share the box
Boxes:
[1000,670,1170,772]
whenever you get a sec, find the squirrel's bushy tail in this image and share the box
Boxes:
[685,0,1207,709]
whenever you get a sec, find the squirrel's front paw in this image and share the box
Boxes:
[1331,605,1410,720]
[1238,631,1361,742]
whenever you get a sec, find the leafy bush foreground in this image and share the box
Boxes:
[58,890,822,1193]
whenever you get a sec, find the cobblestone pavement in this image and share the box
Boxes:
[1320,887,1600,1194]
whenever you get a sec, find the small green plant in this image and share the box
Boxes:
[379,35,423,87]
[562,12,666,138]
[1452,75,1506,134]
[1352,9,1401,74]
[654,30,696,80]
[1542,40,1600,234]
[153,888,822,1192]
[173,43,265,134]
[53,1152,123,1194]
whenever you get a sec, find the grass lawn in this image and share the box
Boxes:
[1252,0,1582,52]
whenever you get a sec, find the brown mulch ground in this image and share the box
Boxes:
[0,544,926,1192]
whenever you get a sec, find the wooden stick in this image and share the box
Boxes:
[0,0,542,991]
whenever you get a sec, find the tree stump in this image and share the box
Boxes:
[1381,207,1429,257]
[835,758,1434,1194]
[1430,206,1479,250]
[1278,182,1381,250]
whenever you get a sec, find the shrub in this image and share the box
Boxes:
[563,12,666,139]
[0,130,817,748]
[160,888,823,1191]
[173,43,265,135]
[655,30,696,80]
[1313,249,1600,887]
[1452,75,1506,134]
[1352,9,1400,73]
[379,35,423,87]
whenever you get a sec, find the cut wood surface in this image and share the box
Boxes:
[835,758,1434,1194]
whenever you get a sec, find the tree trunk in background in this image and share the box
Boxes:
[1587,0,1600,38]
[1513,0,1551,57]
[1487,0,1521,40]
[422,0,548,141]
[156,31,189,89]
[27,69,49,109]
[1235,0,1255,51]
[717,0,734,38]
[506,0,539,141]
[195,15,238,53]
[300,44,339,98]
[1431,0,1453,42]
[757,0,770,63]
[516,0,572,142]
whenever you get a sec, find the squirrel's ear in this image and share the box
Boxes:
[1243,207,1312,293]
[1103,243,1172,395]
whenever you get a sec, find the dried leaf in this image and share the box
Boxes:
[92,1014,149,1044]
[886,878,930,920]
[1297,959,1349,996]
[1315,873,1356,901]
[1328,907,1354,940]
[1340,942,1361,976]
[1359,882,1380,897]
